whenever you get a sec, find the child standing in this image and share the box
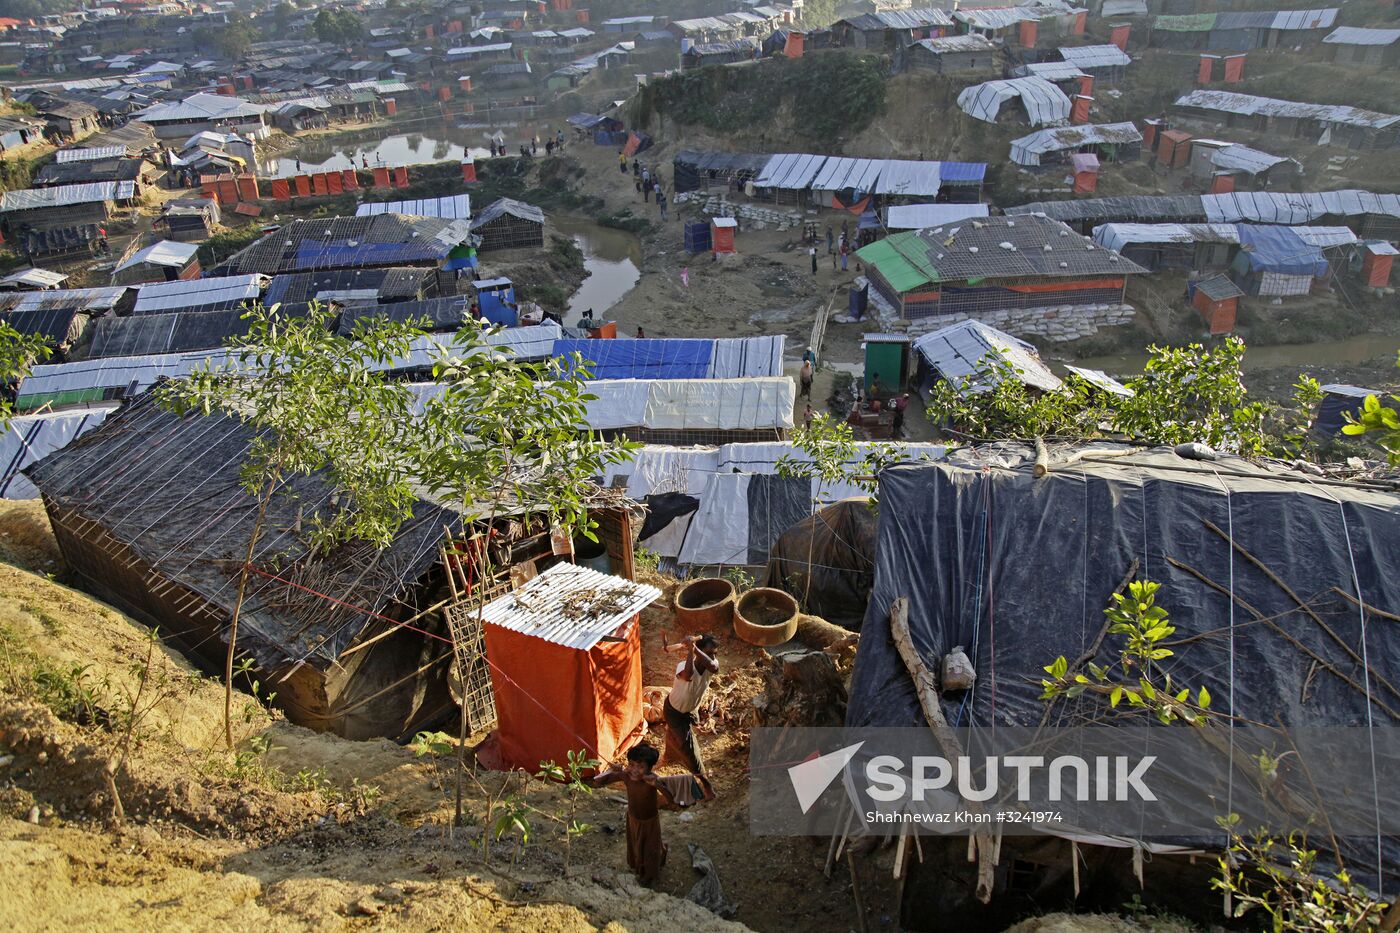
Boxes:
[589,745,675,885]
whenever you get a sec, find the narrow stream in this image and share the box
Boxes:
[553,216,642,322]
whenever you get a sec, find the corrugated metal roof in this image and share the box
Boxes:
[913,320,1062,394]
[132,274,265,313]
[1059,44,1132,69]
[134,92,267,122]
[479,561,660,650]
[11,286,127,314]
[55,145,126,163]
[1100,0,1148,16]
[1202,190,1400,223]
[845,8,954,30]
[1175,89,1400,129]
[0,268,67,288]
[472,197,545,227]
[913,34,998,53]
[1269,8,1336,31]
[115,240,199,272]
[957,77,1072,126]
[356,194,472,219]
[1323,26,1400,46]
[1015,61,1088,81]
[1210,144,1297,174]
[1065,366,1132,397]
[0,181,135,212]
[1010,122,1143,165]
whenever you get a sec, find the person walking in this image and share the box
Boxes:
[545,138,554,155]
[804,404,814,429]
[826,224,834,255]
[891,393,910,438]
[619,151,628,173]
[636,326,646,338]
[642,168,651,201]
[633,158,640,177]
[841,241,849,272]
[809,245,818,274]
[799,358,813,398]
[657,189,668,220]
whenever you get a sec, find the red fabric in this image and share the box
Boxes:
[1073,170,1098,194]
[438,86,452,101]
[1194,291,1237,334]
[1018,20,1038,47]
[461,161,477,183]
[1073,11,1087,35]
[1223,54,1246,83]
[312,173,328,196]
[384,99,397,116]
[1209,174,1235,194]
[711,224,735,253]
[1110,25,1131,51]
[294,174,311,198]
[784,32,804,57]
[1071,95,1092,124]
[236,174,259,201]
[1077,75,1095,97]
[483,616,643,771]
[326,171,343,194]
[1005,278,1124,294]
[393,166,409,188]
[342,169,359,190]
[1198,55,1216,84]
[372,167,391,188]
[270,178,291,200]
[217,178,239,204]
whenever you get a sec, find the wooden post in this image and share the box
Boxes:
[848,851,869,933]
[890,597,997,903]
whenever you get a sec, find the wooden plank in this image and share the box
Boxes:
[889,596,997,904]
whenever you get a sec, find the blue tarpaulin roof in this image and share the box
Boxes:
[937,161,988,184]
[553,338,712,379]
[1237,224,1328,276]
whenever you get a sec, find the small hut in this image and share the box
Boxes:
[471,198,546,251]
[1361,241,1397,287]
[111,240,201,285]
[477,562,660,771]
[711,217,737,255]
[1192,274,1243,334]
[1071,152,1100,193]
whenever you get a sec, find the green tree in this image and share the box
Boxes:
[1341,352,1400,463]
[155,302,437,748]
[313,8,365,44]
[1111,337,1273,456]
[924,350,1108,441]
[0,320,52,426]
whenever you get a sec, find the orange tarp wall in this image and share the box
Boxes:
[483,617,643,771]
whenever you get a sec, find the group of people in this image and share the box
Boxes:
[589,633,720,887]
[487,129,566,159]
[845,371,912,437]
[808,222,855,274]
[622,155,670,221]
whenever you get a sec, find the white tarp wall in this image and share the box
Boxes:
[708,335,785,379]
[605,441,947,562]
[1,405,117,498]
[583,377,795,431]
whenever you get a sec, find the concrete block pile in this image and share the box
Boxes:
[672,192,803,231]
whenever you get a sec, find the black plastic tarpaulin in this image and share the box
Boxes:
[851,442,1400,730]
[847,442,1400,883]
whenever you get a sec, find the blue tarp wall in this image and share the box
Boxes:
[1236,224,1328,276]
[553,338,713,379]
[477,280,517,326]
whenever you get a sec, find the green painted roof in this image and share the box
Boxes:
[1153,12,1217,31]
[855,231,939,292]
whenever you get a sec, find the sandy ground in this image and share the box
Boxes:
[0,501,893,932]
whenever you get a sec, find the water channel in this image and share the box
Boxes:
[552,216,642,321]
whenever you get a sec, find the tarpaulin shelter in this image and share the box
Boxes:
[622,131,652,157]
[1312,384,1375,438]
[0,404,115,498]
[1071,152,1099,192]
[848,442,1400,907]
[478,562,659,771]
[553,335,785,381]
[765,498,878,628]
[956,77,1071,126]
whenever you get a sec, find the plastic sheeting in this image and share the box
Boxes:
[132,274,265,314]
[1010,122,1142,166]
[582,377,795,432]
[848,444,1400,884]
[555,338,713,380]
[1236,224,1328,276]
[957,77,1071,126]
[913,320,1062,393]
[0,405,115,498]
[872,160,942,197]
[765,499,879,628]
[885,203,989,230]
[753,153,827,190]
